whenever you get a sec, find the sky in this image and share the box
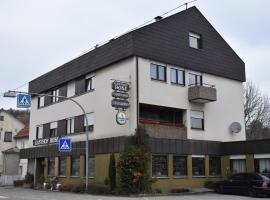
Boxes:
[0,0,270,109]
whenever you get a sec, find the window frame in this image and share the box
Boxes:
[0,116,4,121]
[52,88,60,103]
[36,125,43,139]
[190,110,204,130]
[59,157,67,177]
[84,113,94,132]
[230,159,247,174]
[170,68,185,86]
[48,157,55,177]
[71,156,80,177]
[87,156,95,178]
[173,155,187,177]
[209,156,221,176]
[255,158,270,174]
[189,32,202,49]
[150,63,167,82]
[152,154,168,178]
[85,76,95,92]
[38,96,45,108]
[4,132,12,142]
[188,73,202,86]
[66,118,75,135]
[49,122,58,138]
[192,155,205,177]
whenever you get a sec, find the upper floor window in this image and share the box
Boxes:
[170,68,185,85]
[67,81,76,97]
[85,76,95,92]
[4,132,12,142]
[36,125,43,139]
[84,113,94,132]
[52,88,60,103]
[50,122,57,137]
[0,116,4,121]
[190,110,204,130]
[189,73,202,86]
[67,118,75,135]
[151,64,166,82]
[38,96,45,108]
[189,32,202,49]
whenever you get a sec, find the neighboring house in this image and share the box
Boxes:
[0,110,25,175]
[20,7,270,192]
[14,125,29,178]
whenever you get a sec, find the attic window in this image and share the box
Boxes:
[189,32,202,49]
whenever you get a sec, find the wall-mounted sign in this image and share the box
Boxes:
[33,137,59,146]
[112,81,130,92]
[116,111,127,125]
[112,91,129,99]
[111,99,129,109]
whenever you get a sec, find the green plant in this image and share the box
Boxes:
[225,167,233,179]
[38,175,45,184]
[14,180,24,187]
[86,184,110,194]
[117,145,153,194]
[50,177,58,190]
[171,187,189,193]
[109,153,116,190]
[24,173,34,184]
[71,184,85,193]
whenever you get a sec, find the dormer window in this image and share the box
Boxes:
[189,32,202,49]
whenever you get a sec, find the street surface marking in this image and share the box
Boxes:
[0,196,8,199]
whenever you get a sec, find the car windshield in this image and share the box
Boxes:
[261,174,270,180]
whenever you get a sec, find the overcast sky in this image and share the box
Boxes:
[0,0,269,109]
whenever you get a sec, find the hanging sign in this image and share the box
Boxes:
[116,111,127,125]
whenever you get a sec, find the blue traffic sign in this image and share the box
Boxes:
[17,94,31,108]
[59,138,72,152]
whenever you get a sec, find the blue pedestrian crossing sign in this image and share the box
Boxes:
[17,94,31,108]
[59,138,72,152]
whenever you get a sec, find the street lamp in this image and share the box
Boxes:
[3,90,90,191]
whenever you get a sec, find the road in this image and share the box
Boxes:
[0,187,264,200]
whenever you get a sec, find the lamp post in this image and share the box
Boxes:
[3,90,90,191]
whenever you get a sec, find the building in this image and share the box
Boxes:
[20,7,270,192]
[14,125,30,178]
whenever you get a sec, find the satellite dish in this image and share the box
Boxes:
[229,122,242,134]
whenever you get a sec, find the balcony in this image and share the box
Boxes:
[139,119,187,139]
[188,84,217,103]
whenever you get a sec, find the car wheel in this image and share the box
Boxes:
[248,188,258,198]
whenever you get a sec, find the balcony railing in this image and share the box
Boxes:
[139,119,187,139]
[188,83,217,103]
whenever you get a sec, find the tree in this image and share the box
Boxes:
[244,80,270,134]
[108,153,116,191]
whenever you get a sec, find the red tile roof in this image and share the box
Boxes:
[14,125,29,139]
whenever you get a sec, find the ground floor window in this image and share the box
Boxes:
[209,156,221,176]
[48,158,55,176]
[152,155,168,177]
[59,157,66,176]
[230,159,246,173]
[88,157,95,178]
[71,157,80,177]
[173,156,187,176]
[192,156,205,176]
[255,158,270,174]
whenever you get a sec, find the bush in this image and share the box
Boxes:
[14,180,24,187]
[71,184,85,193]
[109,153,116,190]
[117,145,153,194]
[59,184,73,192]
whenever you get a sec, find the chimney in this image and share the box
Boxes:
[154,16,163,22]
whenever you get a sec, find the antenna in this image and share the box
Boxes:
[184,0,197,10]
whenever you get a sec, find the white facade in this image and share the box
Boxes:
[0,111,25,174]
[15,137,29,178]
[29,57,138,147]
[138,57,246,142]
[29,56,246,149]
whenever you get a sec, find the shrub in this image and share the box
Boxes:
[117,145,153,194]
[14,180,24,187]
[71,184,85,193]
[59,184,73,192]
[109,153,116,190]
[104,178,109,185]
